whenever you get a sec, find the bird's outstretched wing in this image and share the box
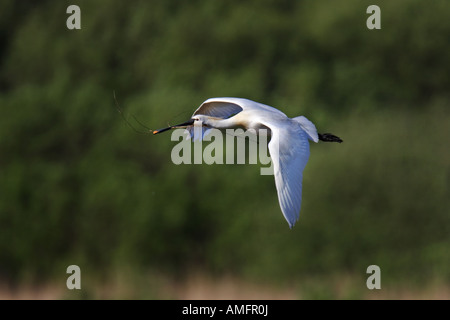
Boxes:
[263,121,311,228]
[193,97,287,119]
[193,98,243,119]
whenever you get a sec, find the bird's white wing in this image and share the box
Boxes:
[263,121,311,228]
[193,97,287,119]
[193,98,243,119]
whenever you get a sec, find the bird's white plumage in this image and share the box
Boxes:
[293,116,319,143]
[185,97,318,228]
[196,97,287,119]
[193,99,243,119]
[262,120,310,228]
[154,97,342,226]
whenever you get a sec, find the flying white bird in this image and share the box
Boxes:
[153,97,342,228]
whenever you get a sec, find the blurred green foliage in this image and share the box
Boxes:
[0,0,449,292]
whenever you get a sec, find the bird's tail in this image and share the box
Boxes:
[292,116,319,143]
[318,133,343,143]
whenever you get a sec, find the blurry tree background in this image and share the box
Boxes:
[0,0,449,298]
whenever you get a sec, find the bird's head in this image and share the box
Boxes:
[192,114,222,127]
[191,115,207,125]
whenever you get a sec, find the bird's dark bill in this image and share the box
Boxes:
[153,119,195,135]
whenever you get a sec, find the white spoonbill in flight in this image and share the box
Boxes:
[153,97,342,228]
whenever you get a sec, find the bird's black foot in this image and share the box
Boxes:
[318,133,343,143]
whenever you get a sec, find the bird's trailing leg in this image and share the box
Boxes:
[318,133,343,143]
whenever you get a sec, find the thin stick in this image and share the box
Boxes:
[167,110,192,127]
[113,91,151,135]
